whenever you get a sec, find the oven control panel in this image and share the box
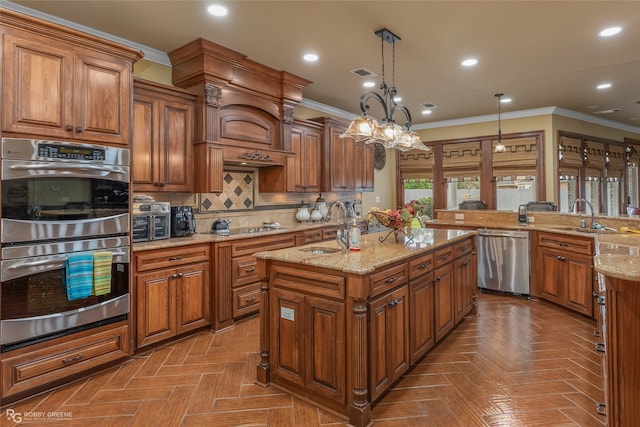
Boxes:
[38,143,106,161]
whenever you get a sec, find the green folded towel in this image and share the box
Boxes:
[93,251,113,296]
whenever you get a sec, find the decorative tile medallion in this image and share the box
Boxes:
[199,171,255,212]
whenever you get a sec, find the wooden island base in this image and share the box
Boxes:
[254,229,477,426]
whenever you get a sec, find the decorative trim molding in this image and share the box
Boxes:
[239,151,273,162]
[7,0,639,135]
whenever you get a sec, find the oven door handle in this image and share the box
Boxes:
[9,164,127,174]
[7,251,127,270]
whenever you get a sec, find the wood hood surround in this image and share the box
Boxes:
[167,38,312,192]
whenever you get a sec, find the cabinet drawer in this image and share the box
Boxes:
[370,263,408,297]
[538,232,593,255]
[303,229,323,244]
[135,244,210,272]
[409,253,434,279]
[433,245,454,268]
[233,283,261,318]
[232,255,258,287]
[453,238,473,259]
[1,324,130,397]
[321,226,338,240]
[232,233,296,257]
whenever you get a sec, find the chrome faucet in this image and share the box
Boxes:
[325,201,349,252]
[569,198,595,229]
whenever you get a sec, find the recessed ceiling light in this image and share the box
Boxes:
[303,53,318,62]
[461,58,478,67]
[599,26,622,37]
[207,4,228,17]
[597,83,612,90]
[363,81,376,88]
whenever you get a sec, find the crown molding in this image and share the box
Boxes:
[2,1,171,66]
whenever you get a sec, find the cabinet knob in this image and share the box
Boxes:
[388,298,401,307]
[246,296,257,303]
[177,273,183,278]
[172,274,178,279]
[433,276,441,283]
[75,127,84,133]
[65,125,73,131]
[556,255,566,261]
[169,256,183,261]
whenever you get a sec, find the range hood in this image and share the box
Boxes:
[221,145,292,167]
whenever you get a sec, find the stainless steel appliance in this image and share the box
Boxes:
[132,202,170,242]
[0,138,131,351]
[170,206,196,237]
[1,138,129,244]
[477,229,530,295]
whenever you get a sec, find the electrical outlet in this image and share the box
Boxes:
[375,196,380,203]
[527,216,535,223]
[455,213,464,220]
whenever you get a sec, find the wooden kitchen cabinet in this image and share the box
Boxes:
[354,141,375,192]
[409,252,435,364]
[289,120,322,192]
[369,285,410,402]
[453,238,475,324]
[537,232,593,317]
[1,322,130,399]
[134,244,210,348]
[132,79,195,192]
[313,117,356,192]
[1,11,141,144]
[213,233,297,330]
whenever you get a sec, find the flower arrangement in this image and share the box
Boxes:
[367,201,418,231]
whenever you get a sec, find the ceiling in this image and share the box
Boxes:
[6,1,640,133]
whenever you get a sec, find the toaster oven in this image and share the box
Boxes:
[132,202,171,242]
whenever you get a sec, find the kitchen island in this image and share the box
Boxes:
[253,228,476,427]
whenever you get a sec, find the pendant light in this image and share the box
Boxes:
[494,93,506,153]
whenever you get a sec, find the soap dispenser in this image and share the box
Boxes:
[348,219,361,252]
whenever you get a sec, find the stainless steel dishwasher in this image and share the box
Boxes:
[477,229,530,295]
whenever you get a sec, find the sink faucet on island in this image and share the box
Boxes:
[325,200,350,252]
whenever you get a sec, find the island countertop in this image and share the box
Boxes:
[253,228,475,275]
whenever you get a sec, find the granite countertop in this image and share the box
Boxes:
[426,219,621,237]
[132,221,340,251]
[253,228,474,275]
[594,233,640,281]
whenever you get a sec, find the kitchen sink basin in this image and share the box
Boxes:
[561,227,619,234]
[300,247,342,255]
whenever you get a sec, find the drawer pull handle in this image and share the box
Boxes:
[557,242,568,247]
[388,298,401,307]
[245,267,256,273]
[439,253,450,260]
[418,263,429,270]
[385,276,398,284]
[62,354,83,364]
[556,255,566,261]
[177,273,183,278]
[169,256,183,261]
[595,342,606,353]
[433,276,441,283]
[596,402,606,416]
[172,274,178,279]
[246,296,257,303]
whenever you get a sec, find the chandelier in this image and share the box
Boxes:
[340,28,428,152]
[494,93,506,153]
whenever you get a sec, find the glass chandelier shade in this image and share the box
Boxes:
[340,28,429,152]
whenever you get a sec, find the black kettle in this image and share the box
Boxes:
[211,218,232,233]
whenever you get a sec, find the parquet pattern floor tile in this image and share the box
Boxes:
[2,293,604,426]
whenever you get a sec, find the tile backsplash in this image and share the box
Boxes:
[199,170,255,212]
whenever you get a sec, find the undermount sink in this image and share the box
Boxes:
[561,227,619,234]
[300,247,342,255]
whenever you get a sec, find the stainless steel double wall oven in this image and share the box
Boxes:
[1,138,131,351]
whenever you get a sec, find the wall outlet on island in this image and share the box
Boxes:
[455,213,464,220]
[527,216,535,223]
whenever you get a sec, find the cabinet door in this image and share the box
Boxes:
[434,264,455,342]
[136,268,176,348]
[564,254,593,316]
[328,126,355,191]
[2,32,74,139]
[131,93,157,188]
[74,50,131,144]
[410,272,435,364]
[454,253,474,323]
[369,285,410,401]
[158,98,193,191]
[176,262,210,333]
[355,141,375,191]
[305,295,346,403]
[270,288,306,386]
[291,124,321,192]
[539,248,564,305]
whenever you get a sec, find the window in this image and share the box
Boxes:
[495,176,536,211]
[446,177,480,209]
[402,178,433,219]
[559,176,578,213]
[605,177,620,216]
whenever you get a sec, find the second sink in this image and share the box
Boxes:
[300,247,342,255]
